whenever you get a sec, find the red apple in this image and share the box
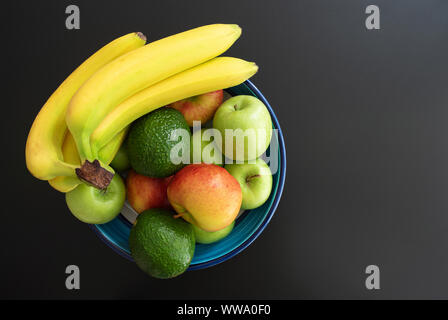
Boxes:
[126,170,172,213]
[168,90,223,126]
[167,164,242,232]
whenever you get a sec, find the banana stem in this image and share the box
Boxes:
[75,160,114,190]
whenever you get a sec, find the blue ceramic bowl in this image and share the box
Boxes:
[89,80,286,270]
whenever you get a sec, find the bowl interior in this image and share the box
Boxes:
[91,81,285,269]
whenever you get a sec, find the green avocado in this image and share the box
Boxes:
[127,107,190,178]
[129,209,195,279]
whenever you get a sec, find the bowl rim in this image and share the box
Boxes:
[88,79,287,270]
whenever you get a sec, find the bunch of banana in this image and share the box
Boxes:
[26,24,258,192]
[67,24,243,163]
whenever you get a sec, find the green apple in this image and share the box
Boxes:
[110,144,130,172]
[225,158,272,210]
[213,95,272,161]
[66,174,126,224]
[192,221,235,244]
[190,128,224,166]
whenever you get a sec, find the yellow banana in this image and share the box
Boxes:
[98,128,130,165]
[48,132,81,192]
[66,24,242,162]
[49,129,129,192]
[26,32,146,180]
[92,57,258,150]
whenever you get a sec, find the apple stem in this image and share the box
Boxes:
[173,213,184,219]
[246,174,260,183]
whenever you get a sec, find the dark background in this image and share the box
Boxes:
[2,0,448,299]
